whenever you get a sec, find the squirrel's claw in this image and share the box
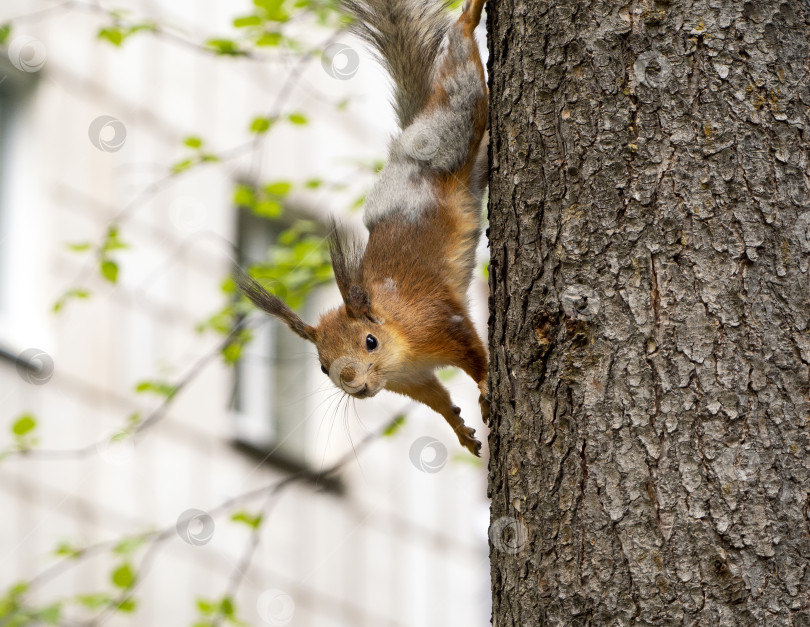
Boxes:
[478,393,491,425]
[478,379,491,425]
[456,424,482,457]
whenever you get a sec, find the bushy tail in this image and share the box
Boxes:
[342,0,453,128]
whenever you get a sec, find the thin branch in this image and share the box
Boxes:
[13,413,403,625]
[65,0,265,60]
[2,317,254,461]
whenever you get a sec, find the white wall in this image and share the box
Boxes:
[0,2,491,626]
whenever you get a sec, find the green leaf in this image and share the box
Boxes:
[101,260,119,284]
[36,604,61,624]
[437,367,459,382]
[114,536,144,556]
[117,598,137,613]
[171,158,195,174]
[98,27,124,46]
[221,277,236,294]
[8,582,29,598]
[134,380,177,398]
[206,38,242,55]
[66,242,92,253]
[250,116,273,134]
[220,596,235,617]
[256,32,282,47]
[254,0,290,21]
[130,22,157,35]
[101,226,128,253]
[287,112,308,125]
[76,593,111,609]
[184,136,204,149]
[126,412,142,429]
[350,193,366,211]
[231,511,263,530]
[234,15,263,27]
[53,288,91,313]
[111,563,136,589]
[0,24,12,45]
[54,541,82,558]
[264,181,292,197]
[253,199,283,218]
[304,178,323,189]
[11,415,36,437]
[196,598,216,615]
[222,343,242,365]
[233,185,255,207]
[382,415,407,437]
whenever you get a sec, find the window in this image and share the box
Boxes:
[232,208,318,472]
[0,58,44,361]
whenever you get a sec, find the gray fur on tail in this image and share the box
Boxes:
[342,0,453,128]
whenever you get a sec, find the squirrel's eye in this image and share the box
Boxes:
[365,334,378,351]
[321,365,328,375]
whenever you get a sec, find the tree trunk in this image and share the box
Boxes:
[485,1,810,625]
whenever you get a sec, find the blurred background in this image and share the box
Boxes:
[0,1,491,626]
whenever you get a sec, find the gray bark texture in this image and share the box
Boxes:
[485,0,810,625]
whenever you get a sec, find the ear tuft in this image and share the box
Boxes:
[233,267,318,343]
[328,218,369,315]
[346,284,371,318]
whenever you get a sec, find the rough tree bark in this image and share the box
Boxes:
[486,0,810,625]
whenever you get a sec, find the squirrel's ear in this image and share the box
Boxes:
[346,284,371,319]
[328,217,366,306]
[234,268,318,344]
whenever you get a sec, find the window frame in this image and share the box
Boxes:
[0,58,49,367]
[230,206,340,489]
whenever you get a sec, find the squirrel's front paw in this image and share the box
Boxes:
[456,424,482,457]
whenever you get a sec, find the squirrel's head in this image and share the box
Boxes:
[313,304,400,398]
[235,220,401,399]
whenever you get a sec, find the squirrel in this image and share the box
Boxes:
[236,0,490,456]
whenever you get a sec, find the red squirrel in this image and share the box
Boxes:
[236,0,490,455]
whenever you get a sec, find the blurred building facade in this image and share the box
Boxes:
[0,1,491,625]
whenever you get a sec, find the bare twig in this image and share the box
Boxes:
[12,413,403,625]
[2,317,253,461]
